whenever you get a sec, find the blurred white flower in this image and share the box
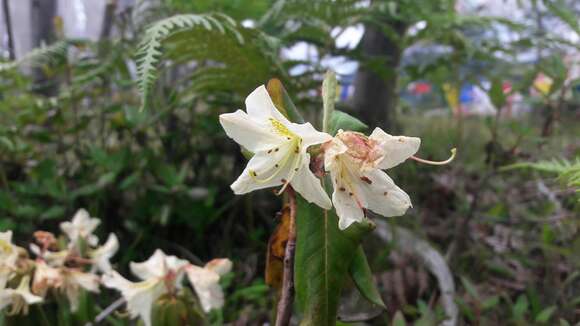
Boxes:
[186,258,232,312]
[60,209,100,247]
[89,233,119,273]
[0,276,42,315]
[29,244,69,267]
[324,128,421,229]
[32,260,63,297]
[102,250,189,326]
[0,231,20,274]
[31,260,99,312]
[60,268,100,312]
[219,85,332,209]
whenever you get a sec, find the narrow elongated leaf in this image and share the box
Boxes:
[267,78,304,123]
[294,197,374,326]
[322,70,337,133]
[349,246,386,309]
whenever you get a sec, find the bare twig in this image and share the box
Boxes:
[275,186,297,326]
[85,297,125,326]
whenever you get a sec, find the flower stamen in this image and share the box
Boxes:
[276,148,303,195]
[411,148,456,166]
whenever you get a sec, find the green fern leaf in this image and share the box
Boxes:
[0,40,71,72]
[135,13,243,110]
[504,158,580,196]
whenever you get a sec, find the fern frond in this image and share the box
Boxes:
[136,13,243,110]
[0,40,70,72]
[505,158,580,195]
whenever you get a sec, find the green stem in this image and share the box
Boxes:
[36,305,51,326]
[322,70,337,133]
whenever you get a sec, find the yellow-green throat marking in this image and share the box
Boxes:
[249,118,303,194]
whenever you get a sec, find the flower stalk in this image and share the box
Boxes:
[275,186,297,326]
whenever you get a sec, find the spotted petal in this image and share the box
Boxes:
[359,169,412,217]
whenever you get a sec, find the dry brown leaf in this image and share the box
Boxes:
[265,205,291,289]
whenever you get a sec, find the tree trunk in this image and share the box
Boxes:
[352,21,406,132]
[99,0,117,41]
[2,0,15,60]
[30,0,57,95]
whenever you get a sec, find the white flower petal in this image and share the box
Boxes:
[103,271,165,326]
[230,142,297,194]
[90,233,119,273]
[130,250,168,280]
[16,276,43,304]
[290,154,332,209]
[333,187,365,230]
[204,259,232,276]
[32,261,62,296]
[324,137,348,172]
[369,128,421,169]
[186,265,224,312]
[245,85,290,125]
[0,231,19,271]
[287,122,332,148]
[359,170,412,217]
[0,276,42,314]
[60,209,101,246]
[64,270,100,312]
[219,110,285,153]
[69,270,100,293]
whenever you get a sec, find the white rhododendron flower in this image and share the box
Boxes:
[31,260,99,312]
[102,250,189,326]
[32,260,63,297]
[0,231,20,273]
[60,209,101,247]
[324,128,421,230]
[186,258,232,312]
[219,85,332,209]
[61,268,100,312]
[89,233,119,273]
[0,276,42,315]
[29,244,68,267]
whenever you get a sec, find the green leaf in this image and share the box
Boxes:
[71,172,117,198]
[489,78,506,109]
[481,296,500,311]
[559,318,571,326]
[328,110,368,136]
[512,294,529,320]
[40,206,66,220]
[542,0,580,35]
[349,246,386,309]
[460,276,480,300]
[294,197,374,326]
[535,306,556,323]
[136,14,244,110]
[392,311,406,326]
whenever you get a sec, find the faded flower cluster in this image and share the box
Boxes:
[0,209,231,326]
[220,85,445,229]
